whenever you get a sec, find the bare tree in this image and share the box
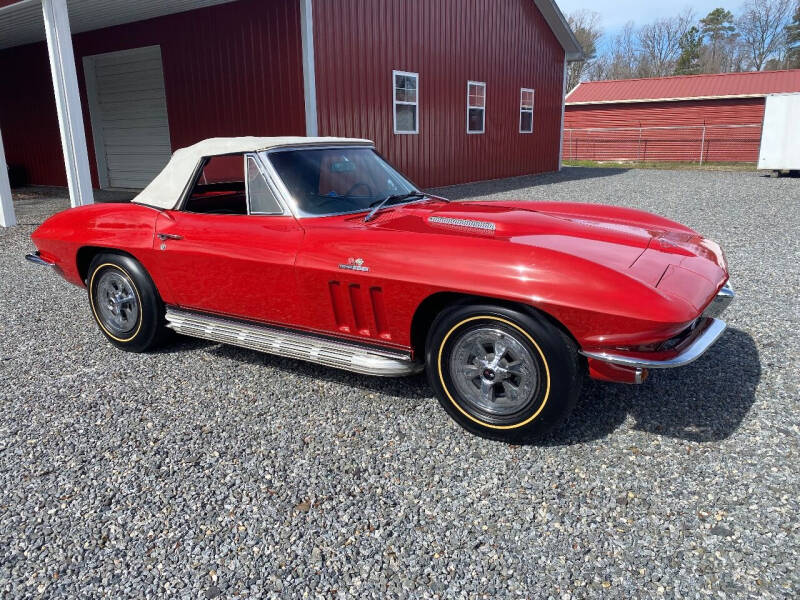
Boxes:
[637,9,696,76]
[591,22,644,80]
[737,0,793,69]
[566,10,603,92]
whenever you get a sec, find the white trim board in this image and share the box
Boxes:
[0,126,16,227]
[566,93,774,106]
[42,0,94,207]
[299,0,318,137]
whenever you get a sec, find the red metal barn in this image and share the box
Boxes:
[0,0,582,227]
[563,70,800,164]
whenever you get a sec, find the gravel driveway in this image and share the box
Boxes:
[1,168,798,598]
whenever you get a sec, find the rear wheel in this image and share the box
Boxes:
[87,253,166,352]
[426,304,580,442]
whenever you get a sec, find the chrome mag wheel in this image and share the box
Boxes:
[94,269,139,336]
[448,327,538,418]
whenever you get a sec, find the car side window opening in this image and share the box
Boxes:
[520,88,534,133]
[183,154,247,215]
[267,147,418,217]
[467,81,486,134]
[246,155,282,215]
[393,70,418,134]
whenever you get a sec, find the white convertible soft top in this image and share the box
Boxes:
[132,136,373,210]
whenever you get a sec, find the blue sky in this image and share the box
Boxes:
[556,0,736,40]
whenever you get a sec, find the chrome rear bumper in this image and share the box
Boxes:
[25,252,56,267]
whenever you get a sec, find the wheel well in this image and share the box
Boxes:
[409,292,578,357]
[76,246,138,285]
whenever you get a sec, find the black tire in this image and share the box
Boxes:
[425,304,580,443]
[87,253,166,352]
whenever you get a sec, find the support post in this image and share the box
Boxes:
[699,124,706,165]
[42,0,93,207]
[0,126,16,227]
[558,57,567,170]
[300,0,318,137]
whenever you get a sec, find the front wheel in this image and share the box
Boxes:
[426,304,580,443]
[87,253,166,352]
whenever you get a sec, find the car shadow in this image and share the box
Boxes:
[202,343,433,401]
[427,166,630,201]
[539,327,760,446]
[181,326,759,445]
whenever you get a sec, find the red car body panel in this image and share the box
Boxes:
[30,197,729,380]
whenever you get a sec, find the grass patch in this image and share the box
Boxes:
[563,160,757,172]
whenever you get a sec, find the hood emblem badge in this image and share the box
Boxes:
[339,257,369,272]
[428,215,496,231]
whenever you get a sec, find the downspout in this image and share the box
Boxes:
[299,0,318,137]
[559,53,567,171]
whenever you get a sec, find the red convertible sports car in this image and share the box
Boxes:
[27,137,734,441]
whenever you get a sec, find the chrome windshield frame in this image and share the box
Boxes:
[259,144,426,219]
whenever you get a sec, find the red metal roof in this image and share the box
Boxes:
[567,70,800,105]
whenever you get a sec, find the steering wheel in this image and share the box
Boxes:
[345,182,373,197]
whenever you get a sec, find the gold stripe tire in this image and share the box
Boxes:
[87,252,166,353]
[425,304,580,443]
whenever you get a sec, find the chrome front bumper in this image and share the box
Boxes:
[701,283,735,319]
[582,283,735,370]
[25,252,56,267]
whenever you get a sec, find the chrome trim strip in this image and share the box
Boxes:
[427,216,496,231]
[165,308,423,377]
[580,318,728,369]
[25,252,56,267]
[702,283,735,319]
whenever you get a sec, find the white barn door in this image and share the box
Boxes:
[84,46,172,189]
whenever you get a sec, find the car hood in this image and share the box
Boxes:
[369,199,727,303]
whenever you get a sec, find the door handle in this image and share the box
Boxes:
[157,233,183,241]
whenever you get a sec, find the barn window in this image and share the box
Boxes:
[520,88,534,133]
[467,81,486,134]
[393,70,418,134]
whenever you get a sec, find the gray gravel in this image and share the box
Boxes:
[1,167,798,598]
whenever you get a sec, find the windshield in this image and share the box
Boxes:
[265,147,419,216]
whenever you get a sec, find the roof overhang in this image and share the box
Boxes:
[0,0,586,61]
[0,0,237,50]
[533,0,584,62]
[567,93,772,106]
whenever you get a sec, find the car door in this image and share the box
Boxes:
[153,153,304,326]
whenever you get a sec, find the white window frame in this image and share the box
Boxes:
[393,70,419,135]
[519,88,534,134]
[467,81,486,134]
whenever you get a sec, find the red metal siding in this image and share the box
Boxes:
[0,0,305,187]
[0,43,65,186]
[567,69,800,104]
[563,99,765,162]
[312,0,566,188]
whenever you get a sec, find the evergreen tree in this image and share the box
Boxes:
[675,26,703,74]
[700,8,737,68]
[786,2,800,68]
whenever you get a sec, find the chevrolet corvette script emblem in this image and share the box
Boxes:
[339,257,369,272]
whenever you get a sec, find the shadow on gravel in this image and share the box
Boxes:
[542,327,760,446]
[195,327,759,445]
[206,343,433,400]
[428,167,629,201]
